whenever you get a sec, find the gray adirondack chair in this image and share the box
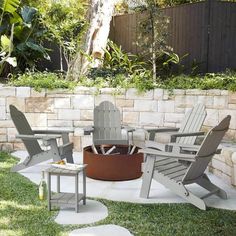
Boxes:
[10,105,74,172]
[145,103,206,152]
[140,115,231,210]
[84,101,134,145]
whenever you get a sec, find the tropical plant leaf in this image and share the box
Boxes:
[0,0,20,14]
[5,56,16,66]
[21,6,37,24]
[10,11,22,24]
[1,34,11,52]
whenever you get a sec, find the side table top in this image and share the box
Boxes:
[45,164,87,175]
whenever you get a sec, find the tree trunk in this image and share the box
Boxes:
[68,0,118,81]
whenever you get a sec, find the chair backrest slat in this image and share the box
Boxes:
[177,103,206,145]
[10,105,42,157]
[183,115,231,182]
[93,101,127,145]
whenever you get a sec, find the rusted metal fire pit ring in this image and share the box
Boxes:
[83,145,144,181]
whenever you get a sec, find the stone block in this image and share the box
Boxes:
[140,112,164,126]
[0,87,15,97]
[26,98,54,113]
[213,96,228,109]
[25,113,47,127]
[31,89,46,97]
[0,106,6,119]
[100,88,121,95]
[197,96,213,107]
[47,113,58,120]
[47,120,73,127]
[70,136,81,151]
[231,153,236,185]
[175,95,186,108]
[7,128,17,142]
[95,95,115,105]
[58,109,80,120]
[211,158,231,175]
[175,107,185,113]
[206,89,221,96]
[116,99,134,108]
[229,92,236,104]
[80,110,93,121]
[1,143,13,152]
[6,97,25,112]
[126,88,153,100]
[0,135,7,142]
[72,95,94,109]
[74,120,93,127]
[55,98,71,109]
[164,113,184,123]
[221,149,233,167]
[158,100,175,113]
[204,109,219,127]
[123,112,139,124]
[163,90,171,100]
[0,98,5,106]
[74,86,97,95]
[173,89,185,95]
[186,89,206,95]
[221,90,228,95]
[16,87,31,97]
[0,128,6,135]
[228,104,236,109]
[13,142,25,150]
[0,120,14,128]
[134,100,158,112]
[154,89,164,100]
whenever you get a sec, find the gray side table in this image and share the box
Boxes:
[45,164,87,213]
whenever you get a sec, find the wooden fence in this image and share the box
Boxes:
[109,0,236,73]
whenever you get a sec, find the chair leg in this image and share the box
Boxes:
[196,174,227,199]
[11,153,52,172]
[153,172,206,210]
[140,155,155,198]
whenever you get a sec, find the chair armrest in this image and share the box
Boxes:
[146,127,179,133]
[83,126,94,135]
[146,127,179,141]
[139,147,196,162]
[170,131,205,142]
[33,129,73,134]
[16,134,61,141]
[145,140,166,151]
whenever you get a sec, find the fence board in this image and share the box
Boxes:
[109,1,236,73]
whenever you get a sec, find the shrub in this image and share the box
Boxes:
[9,71,76,91]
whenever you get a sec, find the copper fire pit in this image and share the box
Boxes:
[83,145,143,181]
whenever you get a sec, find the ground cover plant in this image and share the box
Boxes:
[1,152,236,236]
[8,69,236,93]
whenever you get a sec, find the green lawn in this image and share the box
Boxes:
[1,152,236,236]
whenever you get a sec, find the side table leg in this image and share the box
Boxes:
[57,175,60,193]
[75,173,79,213]
[83,169,86,205]
[47,173,51,211]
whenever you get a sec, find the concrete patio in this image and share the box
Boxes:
[12,150,236,236]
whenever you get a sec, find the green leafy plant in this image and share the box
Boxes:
[0,0,49,77]
[10,70,76,91]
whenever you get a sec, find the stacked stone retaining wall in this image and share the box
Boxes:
[1,85,236,186]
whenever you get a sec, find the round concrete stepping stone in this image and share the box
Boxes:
[69,224,133,236]
[55,199,108,225]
